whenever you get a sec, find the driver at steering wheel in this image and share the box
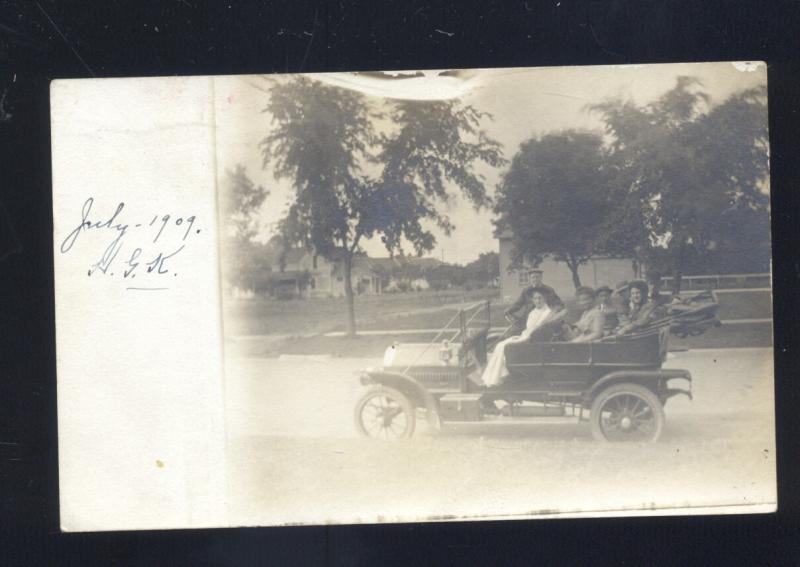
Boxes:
[504,268,565,334]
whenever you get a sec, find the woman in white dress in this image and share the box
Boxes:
[481,288,552,387]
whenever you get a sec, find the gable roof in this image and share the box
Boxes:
[281,248,308,265]
[404,257,443,269]
[279,248,446,276]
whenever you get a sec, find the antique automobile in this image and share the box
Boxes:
[354,301,693,442]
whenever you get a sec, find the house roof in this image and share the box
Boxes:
[280,248,445,275]
[404,257,443,269]
[359,256,443,273]
[270,270,307,282]
[280,248,309,265]
[363,257,396,271]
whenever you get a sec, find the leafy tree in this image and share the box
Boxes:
[494,130,616,289]
[374,100,506,252]
[590,77,769,291]
[464,251,500,287]
[260,77,504,336]
[427,263,468,290]
[260,77,376,335]
[219,165,269,292]
[711,204,771,273]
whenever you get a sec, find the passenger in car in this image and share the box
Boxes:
[481,287,553,387]
[596,285,619,334]
[564,287,606,343]
[614,280,631,308]
[504,268,566,334]
[614,280,659,336]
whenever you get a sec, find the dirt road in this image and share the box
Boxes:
[223,348,775,526]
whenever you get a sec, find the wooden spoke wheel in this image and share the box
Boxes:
[354,387,416,439]
[590,383,664,442]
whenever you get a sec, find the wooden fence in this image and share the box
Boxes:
[660,273,771,291]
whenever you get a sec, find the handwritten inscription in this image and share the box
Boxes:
[60,198,201,287]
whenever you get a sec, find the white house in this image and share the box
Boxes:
[277,250,383,298]
[225,249,444,299]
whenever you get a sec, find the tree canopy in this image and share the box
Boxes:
[494,130,616,288]
[495,76,770,293]
[219,165,269,292]
[260,76,505,335]
[589,77,769,290]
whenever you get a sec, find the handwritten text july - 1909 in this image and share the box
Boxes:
[60,197,201,288]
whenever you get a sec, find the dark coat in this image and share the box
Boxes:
[504,284,564,333]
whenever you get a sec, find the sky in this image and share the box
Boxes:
[213,61,767,265]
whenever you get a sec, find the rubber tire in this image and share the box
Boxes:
[354,386,416,439]
[590,383,665,443]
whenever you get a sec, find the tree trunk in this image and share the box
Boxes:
[673,265,683,295]
[651,278,662,303]
[343,253,357,338]
[672,243,686,294]
[566,257,582,289]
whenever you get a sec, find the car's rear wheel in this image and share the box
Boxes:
[354,386,416,439]
[590,383,664,442]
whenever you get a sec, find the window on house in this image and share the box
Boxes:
[517,272,529,286]
[312,255,318,270]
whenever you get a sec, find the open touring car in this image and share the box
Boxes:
[354,301,697,442]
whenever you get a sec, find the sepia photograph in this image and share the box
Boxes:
[215,62,775,525]
[7,0,800,560]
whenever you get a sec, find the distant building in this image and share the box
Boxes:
[270,251,443,299]
[497,229,639,303]
[276,250,382,298]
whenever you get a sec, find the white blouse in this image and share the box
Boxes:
[520,306,551,340]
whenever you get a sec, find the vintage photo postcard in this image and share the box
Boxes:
[52,62,774,531]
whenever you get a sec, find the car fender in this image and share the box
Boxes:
[587,368,692,401]
[360,370,440,417]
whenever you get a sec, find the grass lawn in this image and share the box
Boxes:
[224,288,499,336]
[713,290,772,319]
[224,288,773,357]
[227,289,772,336]
[669,321,773,349]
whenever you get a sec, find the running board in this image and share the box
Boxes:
[446,415,584,425]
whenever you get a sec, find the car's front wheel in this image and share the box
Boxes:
[590,383,664,442]
[354,386,416,439]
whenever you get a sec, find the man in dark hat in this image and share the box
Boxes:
[615,280,631,300]
[596,284,619,333]
[611,280,631,318]
[504,268,564,335]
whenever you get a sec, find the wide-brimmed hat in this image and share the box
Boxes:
[615,280,630,293]
[628,279,649,297]
[596,285,613,295]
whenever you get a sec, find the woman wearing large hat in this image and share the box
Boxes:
[615,280,658,335]
[482,286,555,387]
